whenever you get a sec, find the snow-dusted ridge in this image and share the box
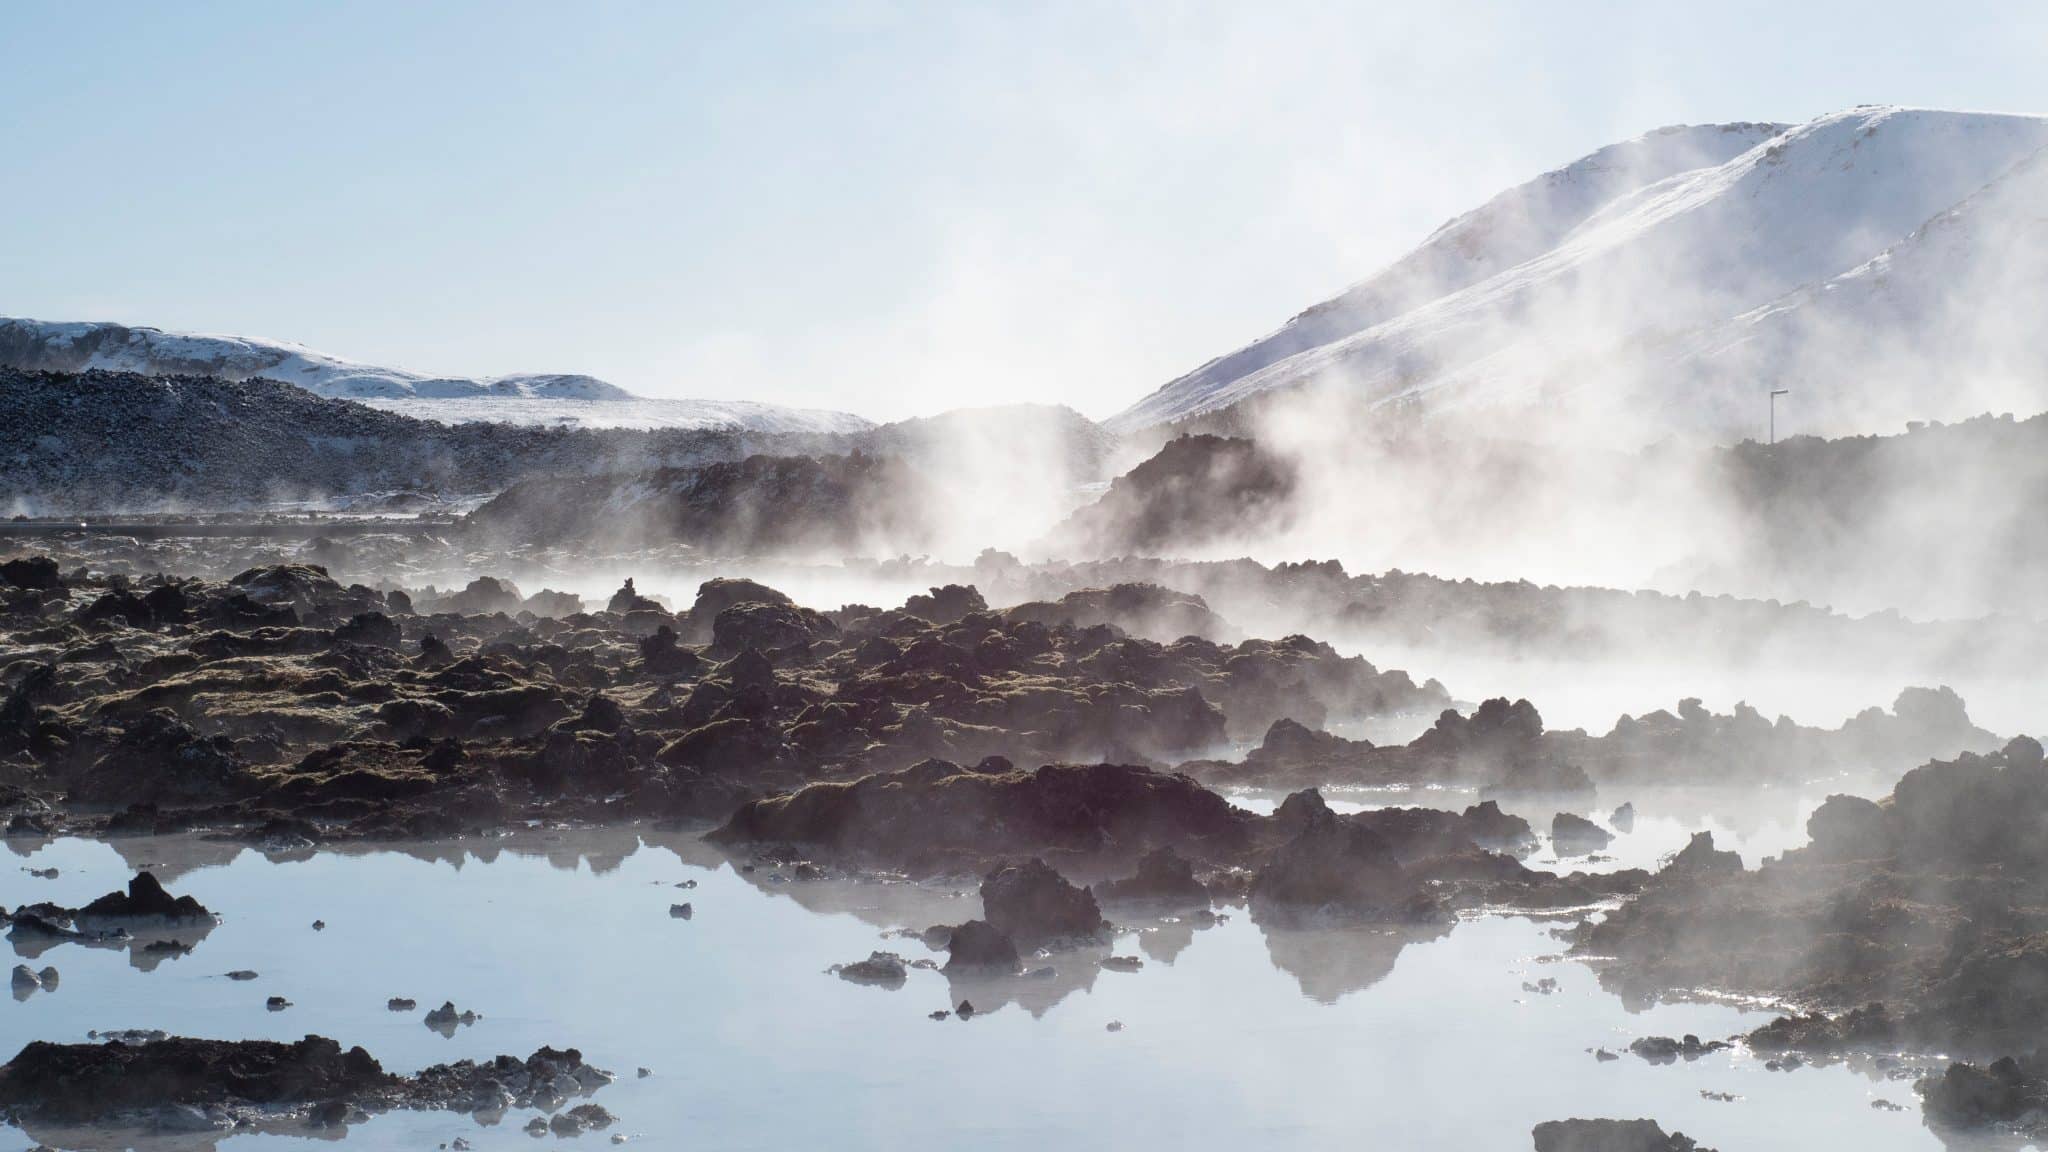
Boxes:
[1111,107,2048,438]
[0,318,874,435]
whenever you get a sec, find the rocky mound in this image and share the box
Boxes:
[1531,1118,1715,1152]
[1185,689,1993,793]
[1004,583,1238,643]
[1048,434,1297,556]
[1249,798,1439,928]
[711,759,1253,873]
[1571,737,2048,1053]
[1095,846,1211,911]
[1921,1051,2048,1136]
[0,1034,610,1129]
[463,451,929,555]
[979,858,1110,950]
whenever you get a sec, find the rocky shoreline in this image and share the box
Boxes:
[2,549,2040,1143]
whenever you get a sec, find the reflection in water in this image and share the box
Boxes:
[1256,920,1452,1004]
[104,836,247,883]
[1133,913,1219,965]
[9,918,216,973]
[0,830,1962,1151]
[944,944,1111,1018]
[723,857,979,933]
[17,1117,353,1152]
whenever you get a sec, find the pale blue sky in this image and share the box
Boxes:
[6,1,2046,419]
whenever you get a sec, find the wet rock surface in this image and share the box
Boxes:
[1551,812,1614,856]
[831,951,909,988]
[979,858,1110,950]
[1531,1118,1715,1152]
[1920,1051,2048,1135]
[1184,690,1990,795]
[0,561,1452,847]
[942,920,1021,973]
[1096,846,1211,912]
[0,1034,612,1131]
[712,758,1255,874]
[1573,739,2048,1055]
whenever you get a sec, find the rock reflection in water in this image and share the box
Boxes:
[0,829,1957,1151]
[943,942,1112,1018]
[1257,920,1452,1004]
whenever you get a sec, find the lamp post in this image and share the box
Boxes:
[1769,388,1790,445]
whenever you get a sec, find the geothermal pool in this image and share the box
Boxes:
[3,820,1965,1152]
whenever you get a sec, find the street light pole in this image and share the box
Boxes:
[1769,388,1790,445]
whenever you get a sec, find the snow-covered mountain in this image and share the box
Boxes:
[0,318,873,435]
[1650,138,2048,435]
[1110,107,2048,439]
[355,396,875,435]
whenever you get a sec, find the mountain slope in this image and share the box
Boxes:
[0,318,873,435]
[1108,120,1785,432]
[1648,139,2048,435]
[1111,107,2048,439]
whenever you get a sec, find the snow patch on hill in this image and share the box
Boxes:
[1111,107,2048,440]
[0,318,873,435]
[359,396,875,435]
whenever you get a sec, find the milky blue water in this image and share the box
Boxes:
[0,826,1984,1151]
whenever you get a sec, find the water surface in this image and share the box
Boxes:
[3,825,1975,1151]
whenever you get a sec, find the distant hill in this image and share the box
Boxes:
[0,368,842,513]
[0,317,873,435]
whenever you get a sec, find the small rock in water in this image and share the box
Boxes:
[675,879,697,889]
[388,997,417,1011]
[1594,1048,1620,1062]
[37,966,58,989]
[928,1010,951,1021]
[1106,1021,1124,1032]
[89,1028,168,1044]
[265,996,292,1011]
[636,1067,651,1078]
[451,1139,473,1151]
[1609,802,1636,833]
[225,970,259,981]
[12,964,43,995]
[26,866,58,879]
[831,951,908,988]
[1100,955,1144,973]
[1699,1090,1738,1103]
[523,1116,549,1136]
[1629,1034,1729,1064]
[1871,1099,1904,1111]
[1521,978,1559,995]
[669,902,693,919]
[424,1000,480,1035]
[311,920,326,931]
[955,1000,975,1019]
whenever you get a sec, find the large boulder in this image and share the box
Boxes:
[1249,809,1437,927]
[980,859,1109,950]
[1096,846,1210,911]
[1551,812,1614,856]
[0,555,62,590]
[942,920,1021,973]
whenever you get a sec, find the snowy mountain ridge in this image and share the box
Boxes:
[0,317,874,435]
[1110,106,2048,439]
